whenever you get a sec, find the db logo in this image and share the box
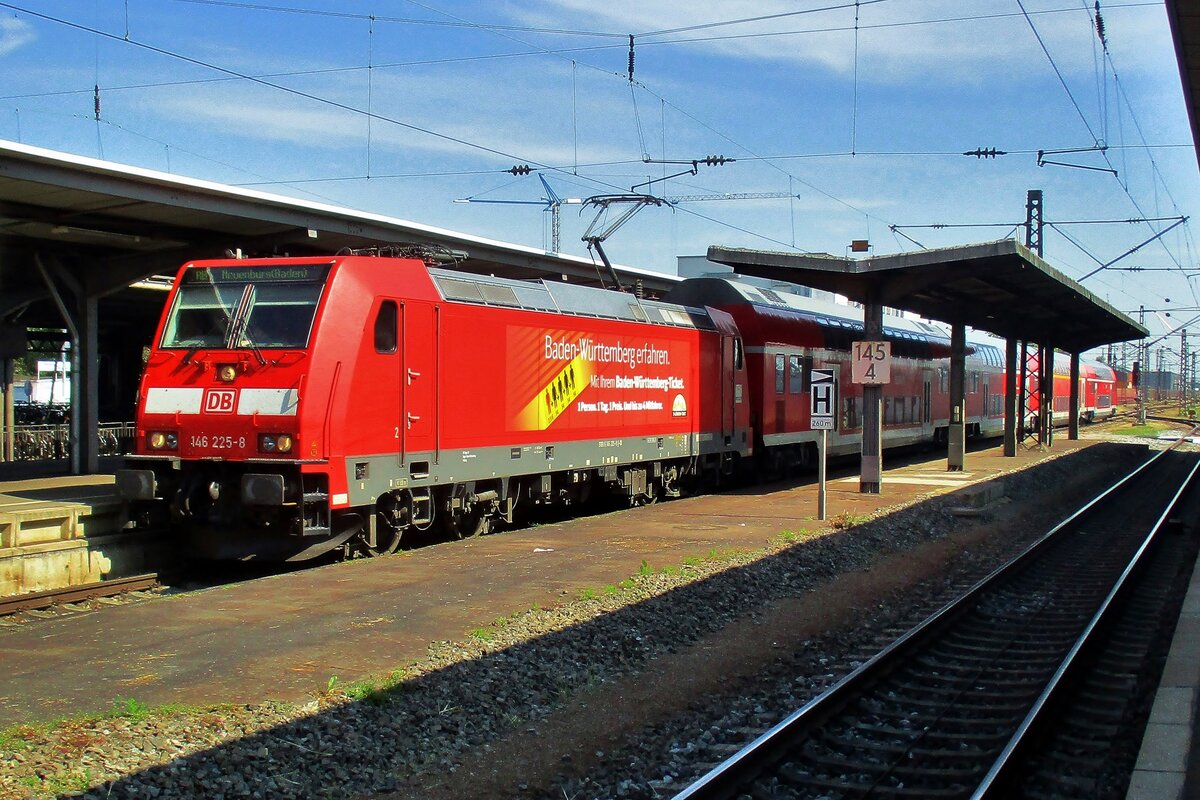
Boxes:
[203,388,237,414]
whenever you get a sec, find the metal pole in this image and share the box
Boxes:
[1003,338,1017,457]
[1157,345,1166,402]
[817,429,827,520]
[1068,352,1080,440]
[1025,189,1044,256]
[1185,352,1195,412]
[1181,330,1188,411]
[1018,342,1029,439]
[1038,345,1051,448]
[1137,307,1147,425]
[2,358,12,462]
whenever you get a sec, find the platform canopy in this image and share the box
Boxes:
[0,139,678,328]
[1168,0,1200,173]
[707,239,1147,353]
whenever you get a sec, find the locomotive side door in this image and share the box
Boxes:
[400,301,440,471]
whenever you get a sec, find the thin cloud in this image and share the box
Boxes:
[515,1,1167,82]
[0,16,35,57]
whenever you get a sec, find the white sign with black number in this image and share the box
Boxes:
[852,340,891,384]
[810,368,835,430]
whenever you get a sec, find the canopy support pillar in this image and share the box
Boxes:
[948,323,966,471]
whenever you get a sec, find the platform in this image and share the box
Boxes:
[0,438,1107,729]
[1126,530,1200,799]
[0,474,167,598]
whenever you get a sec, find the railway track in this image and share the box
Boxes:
[0,573,160,617]
[675,436,1200,800]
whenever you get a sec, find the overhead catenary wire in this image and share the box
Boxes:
[7,2,831,255]
[0,2,547,167]
[385,0,895,234]
[5,0,1190,308]
[0,3,1170,106]
[1018,0,1189,271]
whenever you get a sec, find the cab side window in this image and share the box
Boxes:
[375,300,398,353]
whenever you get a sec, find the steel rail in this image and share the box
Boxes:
[972,452,1200,798]
[673,437,1195,800]
[0,573,159,616]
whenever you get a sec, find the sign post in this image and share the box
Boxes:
[852,340,891,492]
[810,369,835,520]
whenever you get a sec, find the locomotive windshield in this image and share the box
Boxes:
[160,264,330,350]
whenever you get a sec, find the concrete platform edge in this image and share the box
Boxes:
[1126,539,1200,799]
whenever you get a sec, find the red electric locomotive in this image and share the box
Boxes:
[117,254,752,560]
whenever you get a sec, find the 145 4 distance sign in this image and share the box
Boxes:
[851,341,891,384]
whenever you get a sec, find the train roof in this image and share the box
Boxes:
[666,277,1013,364]
[427,267,718,331]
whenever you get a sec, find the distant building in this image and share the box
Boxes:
[18,360,71,404]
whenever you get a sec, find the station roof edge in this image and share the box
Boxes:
[706,239,1147,353]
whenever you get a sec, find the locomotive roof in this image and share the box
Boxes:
[428,267,717,331]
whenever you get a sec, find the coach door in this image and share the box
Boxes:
[721,334,736,442]
[922,369,933,436]
[400,302,439,472]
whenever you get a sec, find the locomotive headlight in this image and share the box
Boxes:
[148,431,178,450]
[218,364,237,382]
[258,433,294,454]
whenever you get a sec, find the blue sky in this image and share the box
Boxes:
[0,1,1196,349]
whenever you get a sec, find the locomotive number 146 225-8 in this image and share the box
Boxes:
[189,434,248,450]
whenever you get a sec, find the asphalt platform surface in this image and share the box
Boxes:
[0,439,1097,728]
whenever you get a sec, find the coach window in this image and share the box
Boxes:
[734,338,744,369]
[374,300,398,354]
[788,355,803,393]
[970,371,979,393]
[775,354,786,394]
[844,396,860,429]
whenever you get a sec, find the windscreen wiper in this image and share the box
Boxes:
[224,284,266,365]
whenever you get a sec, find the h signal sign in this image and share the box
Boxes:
[810,369,835,430]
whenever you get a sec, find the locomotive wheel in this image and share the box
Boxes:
[447,507,490,539]
[362,496,408,556]
[362,525,403,556]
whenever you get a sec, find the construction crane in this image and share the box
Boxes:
[453,174,582,253]
[665,191,802,203]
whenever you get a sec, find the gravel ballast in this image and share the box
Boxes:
[0,442,1157,799]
